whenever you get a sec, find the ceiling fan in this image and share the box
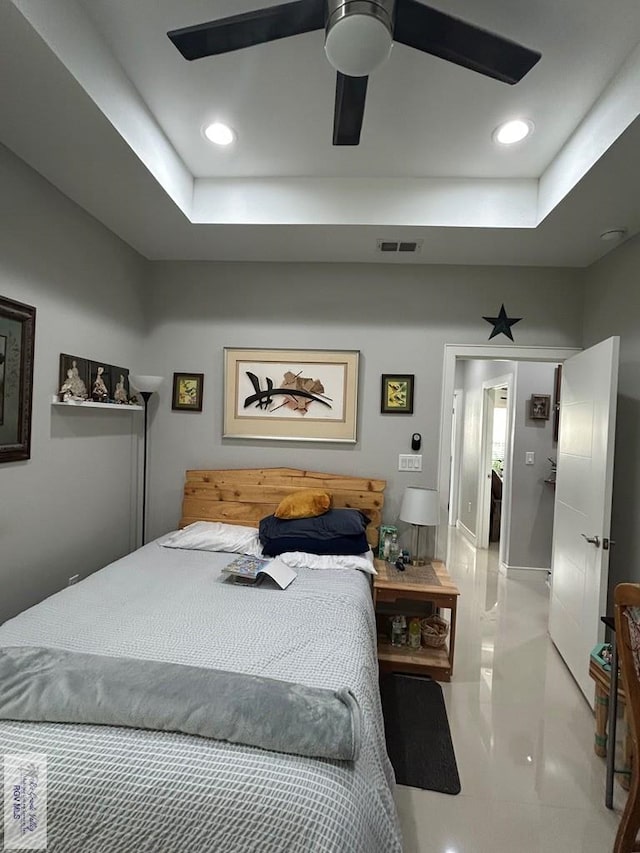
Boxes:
[168,0,541,146]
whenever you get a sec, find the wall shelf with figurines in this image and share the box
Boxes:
[51,398,142,411]
[55,353,142,409]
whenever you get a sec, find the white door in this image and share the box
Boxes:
[549,337,620,704]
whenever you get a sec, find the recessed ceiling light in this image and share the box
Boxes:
[493,119,533,145]
[203,122,235,146]
[600,228,627,242]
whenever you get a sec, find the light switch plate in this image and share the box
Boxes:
[525,451,535,465]
[399,454,423,472]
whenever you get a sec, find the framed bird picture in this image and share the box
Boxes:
[381,374,414,415]
[172,372,204,412]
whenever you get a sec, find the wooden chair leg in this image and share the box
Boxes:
[622,707,634,791]
[594,683,609,757]
[614,761,640,853]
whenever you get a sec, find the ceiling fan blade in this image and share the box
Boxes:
[394,0,541,85]
[333,73,368,146]
[168,0,325,61]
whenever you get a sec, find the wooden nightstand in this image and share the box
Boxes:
[373,558,460,682]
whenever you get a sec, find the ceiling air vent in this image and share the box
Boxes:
[377,240,423,254]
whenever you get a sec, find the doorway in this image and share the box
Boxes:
[437,340,620,705]
[445,358,560,573]
[436,344,581,567]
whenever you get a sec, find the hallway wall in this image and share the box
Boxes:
[508,362,557,569]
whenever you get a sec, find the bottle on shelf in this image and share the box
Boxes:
[391,615,404,647]
[408,617,421,649]
[398,615,407,645]
[387,532,400,564]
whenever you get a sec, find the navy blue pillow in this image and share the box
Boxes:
[259,509,370,557]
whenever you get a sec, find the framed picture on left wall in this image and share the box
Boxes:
[172,373,204,412]
[0,295,36,463]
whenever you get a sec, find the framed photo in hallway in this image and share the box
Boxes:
[0,295,36,463]
[529,394,551,420]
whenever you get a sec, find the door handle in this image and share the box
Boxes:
[581,534,601,548]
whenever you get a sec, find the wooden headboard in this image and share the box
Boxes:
[180,468,386,547]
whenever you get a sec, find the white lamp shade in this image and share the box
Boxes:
[130,374,164,394]
[399,487,439,526]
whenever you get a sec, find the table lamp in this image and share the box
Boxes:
[130,374,164,546]
[399,487,439,566]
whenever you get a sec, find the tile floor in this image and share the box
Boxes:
[395,528,624,852]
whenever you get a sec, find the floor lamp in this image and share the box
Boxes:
[399,487,439,566]
[130,374,164,546]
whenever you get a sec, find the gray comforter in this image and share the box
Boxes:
[0,538,402,853]
[0,645,361,761]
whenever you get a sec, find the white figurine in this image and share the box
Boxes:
[91,365,109,402]
[114,374,128,404]
[59,360,88,401]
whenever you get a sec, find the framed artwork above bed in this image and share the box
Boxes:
[223,348,359,442]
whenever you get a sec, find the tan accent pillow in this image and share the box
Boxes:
[274,489,332,520]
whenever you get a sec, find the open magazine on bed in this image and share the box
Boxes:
[222,555,296,589]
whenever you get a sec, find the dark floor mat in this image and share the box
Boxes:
[380,673,461,794]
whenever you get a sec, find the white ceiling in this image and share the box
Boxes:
[3,0,640,266]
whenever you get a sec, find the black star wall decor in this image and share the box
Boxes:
[483,304,522,341]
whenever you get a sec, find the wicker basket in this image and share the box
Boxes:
[420,615,449,648]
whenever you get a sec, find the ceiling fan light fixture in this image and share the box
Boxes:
[493,119,534,145]
[203,122,235,146]
[325,1,394,77]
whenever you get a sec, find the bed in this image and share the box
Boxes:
[0,468,402,853]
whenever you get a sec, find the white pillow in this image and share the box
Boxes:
[162,521,263,556]
[277,549,377,575]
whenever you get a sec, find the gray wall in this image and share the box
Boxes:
[583,232,640,597]
[508,362,557,569]
[0,144,146,622]
[0,145,603,625]
[139,262,584,543]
